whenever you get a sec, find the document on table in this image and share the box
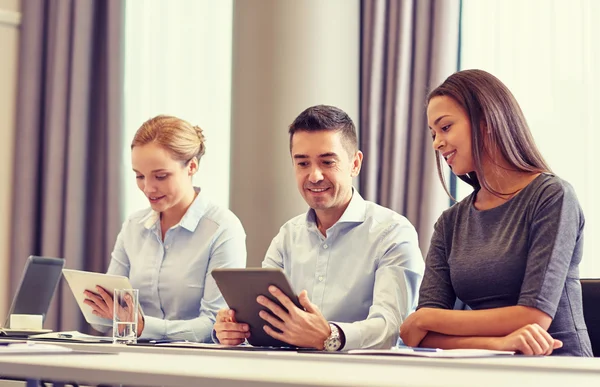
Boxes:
[154,342,298,351]
[0,342,73,354]
[29,331,113,343]
[156,342,230,348]
[348,347,515,358]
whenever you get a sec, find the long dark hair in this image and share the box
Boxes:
[428,69,551,197]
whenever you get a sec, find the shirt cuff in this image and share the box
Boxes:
[90,323,111,335]
[331,321,361,351]
[211,329,220,344]
[140,315,167,340]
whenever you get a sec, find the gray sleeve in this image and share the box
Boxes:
[417,216,456,310]
[517,182,583,318]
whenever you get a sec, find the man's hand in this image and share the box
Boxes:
[494,323,562,355]
[399,309,429,347]
[214,309,250,346]
[257,286,331,349]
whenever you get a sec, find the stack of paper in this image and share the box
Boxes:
[29,331,113,343]
[0,342,73,354]
[0,328,52,337]
[154,342,298,351]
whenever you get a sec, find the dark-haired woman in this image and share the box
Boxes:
[399,69,592,356]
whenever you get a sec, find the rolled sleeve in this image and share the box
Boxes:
[334,222,424,350]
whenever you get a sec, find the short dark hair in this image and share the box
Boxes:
[428,69,551,198]
[288,105,358,155]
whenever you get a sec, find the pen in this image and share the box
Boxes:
[149,339,181,344]
[394,346,440,352]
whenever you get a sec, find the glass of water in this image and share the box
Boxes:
[113,288,139,345]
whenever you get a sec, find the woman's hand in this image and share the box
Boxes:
[399,309,430,347]
[83,286,113,320]
[84,286,145,336]
[494,323,562,355]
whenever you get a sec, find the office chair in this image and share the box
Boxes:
[580,279,600,357]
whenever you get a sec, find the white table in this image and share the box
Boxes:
[0,344,599,387]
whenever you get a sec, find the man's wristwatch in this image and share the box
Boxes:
[323,323,343,351]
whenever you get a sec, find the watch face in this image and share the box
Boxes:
[326,337,341,351]
[327,338,342,351]
[325,324,342,351]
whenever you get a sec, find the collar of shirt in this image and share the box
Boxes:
[138,187,207,232]
[305,188,367,232]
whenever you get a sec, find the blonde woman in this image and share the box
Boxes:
[84,115,246,342]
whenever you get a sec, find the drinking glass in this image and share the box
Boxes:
[113,289,139,345]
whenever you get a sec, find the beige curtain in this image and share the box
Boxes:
[359,0,460,254]
[10,0,124,332]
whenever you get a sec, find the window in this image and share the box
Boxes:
[122,0,233,215]
[459,0,600,276]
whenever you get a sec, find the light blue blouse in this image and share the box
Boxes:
[107,188,246,342]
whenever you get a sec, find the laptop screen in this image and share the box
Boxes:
[4,256,65,328]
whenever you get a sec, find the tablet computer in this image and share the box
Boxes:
[211,268,302,347]
[62,269,134,326]
[2,256,65,329]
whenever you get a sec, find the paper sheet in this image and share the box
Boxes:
[29,331,113,342]
[349,348,515,358]
[0,342,73,354]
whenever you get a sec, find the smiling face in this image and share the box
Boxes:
[427,96,475,176]
[291,130,362,216]
[131,142,197,214]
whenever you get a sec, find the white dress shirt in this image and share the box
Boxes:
[263,189,424,350]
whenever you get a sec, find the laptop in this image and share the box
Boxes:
[1,255,65,335]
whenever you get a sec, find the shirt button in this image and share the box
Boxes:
[318,276,324,282]
[323,244,328,249]
[165,245,170,250]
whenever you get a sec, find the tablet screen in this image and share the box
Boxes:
[212,268,302,347]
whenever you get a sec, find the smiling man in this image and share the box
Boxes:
[214,105,424,351]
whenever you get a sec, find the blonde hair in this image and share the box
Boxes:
[131,115,206,164]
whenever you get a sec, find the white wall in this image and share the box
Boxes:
[230,0,360,267]
[0,0,20,321]
[123,0,233,214]
[460,0,600,277]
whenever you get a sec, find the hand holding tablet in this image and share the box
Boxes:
[62,269,136,326]
[212,268,303,347]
